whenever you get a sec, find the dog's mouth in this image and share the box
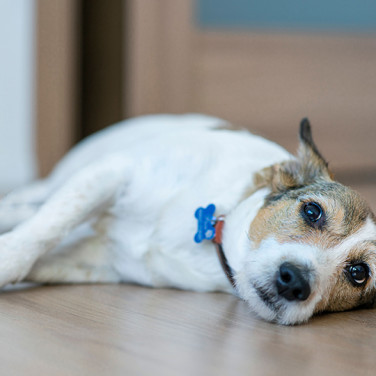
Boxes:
[248,277,319,325]
[252,281,284,314]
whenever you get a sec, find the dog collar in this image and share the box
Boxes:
[194,204,236,288]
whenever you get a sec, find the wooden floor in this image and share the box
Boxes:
[0,281,376,376]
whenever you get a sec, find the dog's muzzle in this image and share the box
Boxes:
[276,262,311,302]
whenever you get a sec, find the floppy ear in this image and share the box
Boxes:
[254,118,333,193]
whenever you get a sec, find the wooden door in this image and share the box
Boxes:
[36,0,124,176]
[36,0,80,177]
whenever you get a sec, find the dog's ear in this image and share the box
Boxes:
[254,118,333,193]
[297,118,331,180]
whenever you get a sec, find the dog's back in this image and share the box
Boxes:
[48,114,227,187]
[48,114,289,191]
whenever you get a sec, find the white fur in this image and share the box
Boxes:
[0,114,289,288]
[0,113,375,325]
[236,238,322,324]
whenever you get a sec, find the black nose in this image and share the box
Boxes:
[276,262,311,302]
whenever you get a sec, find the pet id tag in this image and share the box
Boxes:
[194,204,217,243]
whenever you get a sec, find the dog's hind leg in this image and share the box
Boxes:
[26,222,121,284]
[0,154,130,288]
[0,179,52,233]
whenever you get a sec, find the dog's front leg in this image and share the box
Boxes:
[0,154,130,287]
[0,180,50,233]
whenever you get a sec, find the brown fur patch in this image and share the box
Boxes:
[240,166,275,200]
[249,181,371,249]
[315,242,376,313]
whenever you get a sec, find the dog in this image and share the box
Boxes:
[0,114,375,325]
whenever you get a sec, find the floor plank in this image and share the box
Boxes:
[0,284,376,376]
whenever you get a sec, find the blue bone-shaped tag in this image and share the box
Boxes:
[194,204,217,243]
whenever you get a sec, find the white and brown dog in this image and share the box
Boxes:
[0,114,375,325]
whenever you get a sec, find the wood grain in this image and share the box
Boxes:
[0,283,376,376]
[124,0,194,116]
[193,31,376,175]
[35,0,79,176]
[124,19,376,179]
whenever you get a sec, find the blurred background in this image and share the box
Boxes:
[1,0,376,205]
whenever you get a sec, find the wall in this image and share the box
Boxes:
[0,0,37,193]
[197,0,376,31]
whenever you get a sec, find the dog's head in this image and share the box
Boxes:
[234,119,376,325]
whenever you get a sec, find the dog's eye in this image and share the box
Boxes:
[303,202,323,223]
[346,263,369,286]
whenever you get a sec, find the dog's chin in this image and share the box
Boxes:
[239,280,317,325]
[234,238,324,325]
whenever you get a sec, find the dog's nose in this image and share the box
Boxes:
[276,262,311,302]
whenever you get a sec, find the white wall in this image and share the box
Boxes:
[0,0,37,194]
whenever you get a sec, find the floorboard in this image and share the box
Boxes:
[0,282,376,376]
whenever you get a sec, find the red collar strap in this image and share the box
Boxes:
[213,216,236,288]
